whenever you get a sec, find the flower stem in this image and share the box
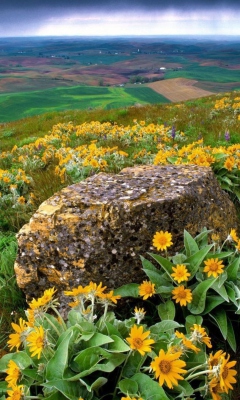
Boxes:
[186,368,213,381]
[51,306,67,330]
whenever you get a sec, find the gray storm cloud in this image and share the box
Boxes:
[1,0,240,10]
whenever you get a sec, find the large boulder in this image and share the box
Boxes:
[14,165,238,305]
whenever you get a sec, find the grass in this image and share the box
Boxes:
[0,85,169,123]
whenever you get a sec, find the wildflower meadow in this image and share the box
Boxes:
[0,90,240,399]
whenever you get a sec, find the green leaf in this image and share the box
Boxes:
[46,329,73,381]
[184,244,214,278]
[114,283,139,297]
[122,350,143,378]
[194,228,212,247]
[42,380,82,400]
[157,300,175,321]
[211,279,229,302]
[188,277,217,314]
[185,315,203,333]
[226,257,240,282]
[86,332,114,347]
[184,230,199,257]
[131,373,170,400]
[171,253,187,265]
[209,309,228,340]
[225,284,239,308]
[140,255,158,271]
[185,349,206,369]
[108,335,130,353]
[118,378,138,396]
[156,285,174,295]
[174,380,194,396]
[201,296,225,315]
[71,348,126,379]
[43,392,67,400]
[148,253,174,279]
[204,251,233,260]
[150,320,183,335]
[226,318,236,352]
[0,351,32,371]
[80,376,108,392]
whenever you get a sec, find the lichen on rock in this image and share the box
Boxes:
[14,165,239,307]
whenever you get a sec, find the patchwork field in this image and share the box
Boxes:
[0,36,239,122]
[148,78,214,102]
[0,85,169,123]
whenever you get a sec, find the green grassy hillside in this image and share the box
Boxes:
[0,85,169,123]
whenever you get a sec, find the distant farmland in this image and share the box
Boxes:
[0,85,169,122]
[148,78,214,102]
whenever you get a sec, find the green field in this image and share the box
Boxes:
[165,64,240,84]
[0,85,169,122]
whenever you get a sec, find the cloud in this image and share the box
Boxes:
[0,1,239,36]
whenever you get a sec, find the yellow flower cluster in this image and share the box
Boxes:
[154,140,240,170]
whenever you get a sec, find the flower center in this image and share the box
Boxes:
[36,337,44,348]
[222,366,229,379]
[159,360,171,374]
[209,262,219,271]
[178,288,187,299]
[158,237,167,245]
[132,338,143,349]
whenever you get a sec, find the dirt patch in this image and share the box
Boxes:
[147,78,214,102]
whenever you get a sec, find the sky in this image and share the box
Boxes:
[0,0,240,37]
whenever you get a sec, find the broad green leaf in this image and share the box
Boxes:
[157,300,175,321]
[194,228,212,247]
[114,283,139,298]
[226,257,240,282]
[140,255,159,271]
[156,285,174,295]
[185,349,206,369]
[143,270,169,287]
[148,253,174,279]
[225,284,239,308]
[46,330,73,381]
[209,309,228,340]
[226,318,236,352]
[71,348,126,379]
[185,315,203,333]
[188,277,217,314]
[86,332,114,347]
[131,373,170,400]
[118,378,138,396]
[108,335,130,353]
[43,392,67,400]
[174,380,194,396]
[122,350,143,378]
[215,270,228,288]
[79,376,108,392]
[0,351,32,371]
[0,381,7,392]
[184,244,214,278]
[184,230,199,257]
[42,380,82,400]
[72,347,108,373]
[22,368,39,381]
[204,251,233,260]
[150,320,183,335]
[171,253,187,265]
[211,281,229,302]
[201,296,225,315]
[100,321,122,338]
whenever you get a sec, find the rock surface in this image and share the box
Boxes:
[14,165,239,305]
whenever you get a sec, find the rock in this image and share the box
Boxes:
[14,165,239,306]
